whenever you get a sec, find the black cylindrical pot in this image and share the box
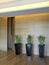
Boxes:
[39,44,45,58]
[26,44,32,56]
[15,43,21,55]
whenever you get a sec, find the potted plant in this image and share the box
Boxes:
[26,35,32,56]
[15,35,21,55]
[38,35,45,58]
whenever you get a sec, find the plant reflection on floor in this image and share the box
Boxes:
[27,56,45,65]
[39,58,45,65]
[27,56,31,65]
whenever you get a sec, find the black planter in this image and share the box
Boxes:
[15,43,21,55]
[26,44,32,56]
[39,44,45,58]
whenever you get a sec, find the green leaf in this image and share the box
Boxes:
[27,35,32,44]
[16,35,20,44]
[38,35,45,46]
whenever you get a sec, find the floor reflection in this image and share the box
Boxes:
[27,56,31,65]
[39,58,45,65]
[27,56,45,65]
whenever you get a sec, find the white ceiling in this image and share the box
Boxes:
[0,0,15,3]
[0,0,49,17]
[0,0,48,8]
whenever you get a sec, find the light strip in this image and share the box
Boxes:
[0,1,49,13]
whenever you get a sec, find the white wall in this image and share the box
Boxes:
[15,14,49,56]
[0,17,7,51]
